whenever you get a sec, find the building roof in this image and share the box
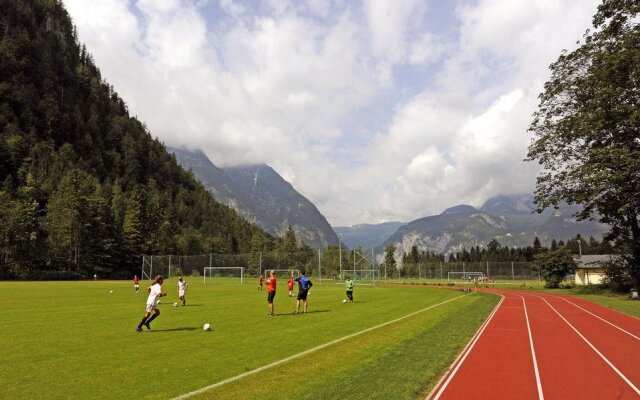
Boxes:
[574,254,620,269]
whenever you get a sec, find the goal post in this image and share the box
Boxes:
[447,271,485,282]
[203,267,244,285]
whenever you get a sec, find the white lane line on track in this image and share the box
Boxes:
[548,294,640,341]
[516,294,545,400]
[536,295,640,396]
[172,294,469,400]
[429,294,505,400]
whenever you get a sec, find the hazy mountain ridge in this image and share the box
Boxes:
[170,147,339,249]
[380,194,609,258]
[334,222,405,249]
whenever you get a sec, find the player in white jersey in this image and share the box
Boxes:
[177,276,188,306]
[136,275,166,332]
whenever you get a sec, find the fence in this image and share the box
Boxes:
[142,253,537,282]
[141,249,377,282]
[387,261,538,281]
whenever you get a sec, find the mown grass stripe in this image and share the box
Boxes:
[172,294,469,400]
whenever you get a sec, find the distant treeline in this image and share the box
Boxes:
[0,0,284,279]
[447,234,613,263]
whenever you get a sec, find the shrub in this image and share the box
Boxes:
[534,247,577,288]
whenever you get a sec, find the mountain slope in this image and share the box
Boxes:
[0,0,274,279]
[334,222,405,249]
[381,194,609,257]
[170,147,339,249]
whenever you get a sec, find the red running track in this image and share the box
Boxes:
[429,289,640,400]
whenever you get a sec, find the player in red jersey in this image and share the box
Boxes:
[266,270,277,316]
[133,275,140,292]
[258,275,264,290]
[287,276,294,297]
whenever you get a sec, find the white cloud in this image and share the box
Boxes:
[409,33,445,65]
[63,0,601,226]
[363,0,427,64]
[218,0,245,18]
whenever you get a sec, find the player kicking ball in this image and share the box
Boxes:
[136,275,166,332]
[177,276,188,306]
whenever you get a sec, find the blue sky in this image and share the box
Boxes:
[64,0,601,226]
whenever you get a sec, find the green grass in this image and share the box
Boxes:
[1,280,497,399]
[545,286,640,319]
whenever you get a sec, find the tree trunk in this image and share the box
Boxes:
[629,214,640,288]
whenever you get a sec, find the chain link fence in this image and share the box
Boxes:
[141,253,538,282]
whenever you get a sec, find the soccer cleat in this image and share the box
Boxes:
[268,313,274,317]
[136,327,143,332]
[144,322,151,330]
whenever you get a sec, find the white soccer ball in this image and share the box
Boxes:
[203,323,211,331]
[157,300,161,304]
[342,299,347,303]
[173,302,178,307]
[109,290,113,294]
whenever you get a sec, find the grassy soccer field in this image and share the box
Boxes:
[1,280,497,399]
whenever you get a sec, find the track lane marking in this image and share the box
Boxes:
[516,294,544,400]
[546,294,640,341]
[536,295,640,396]
[172,294,469,400]
[429,294,504,400]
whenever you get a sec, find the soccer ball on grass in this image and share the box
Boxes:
[173,302,178,307]
[203,323,211,331]
[342,299,347,303]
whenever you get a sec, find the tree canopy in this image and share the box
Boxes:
[0,0,277,279]
[527,0,640,288]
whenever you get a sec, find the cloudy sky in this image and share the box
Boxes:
[63,0,600,226]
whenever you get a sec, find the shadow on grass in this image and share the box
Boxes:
[151,327,200,332]
[273,309,331,317]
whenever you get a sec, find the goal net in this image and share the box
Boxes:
[447,271,485,282]
[203,267,244,285]
[263,269,300,280]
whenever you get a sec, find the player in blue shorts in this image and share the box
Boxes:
[293,270,313,314]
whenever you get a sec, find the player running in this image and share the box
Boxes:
[177,276,188,306]
[293,270,313,314]
[266,270,277,316]
[345,276,354,303]
[136,275,166,332]
[133,275,140,292]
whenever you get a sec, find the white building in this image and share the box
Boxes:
[574,254,618,285]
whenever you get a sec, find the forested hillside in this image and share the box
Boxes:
[0,0,275,279]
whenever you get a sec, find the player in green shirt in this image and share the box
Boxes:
[345,277,354,303]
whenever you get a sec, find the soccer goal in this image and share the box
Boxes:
[263,269,300,280]
[447,271,485,282]
[203,267,244,285]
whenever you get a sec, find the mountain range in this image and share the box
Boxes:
[380,194,609,258]
[170,150,607,257]
[169,147,339,249]
[334,222,405,250]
